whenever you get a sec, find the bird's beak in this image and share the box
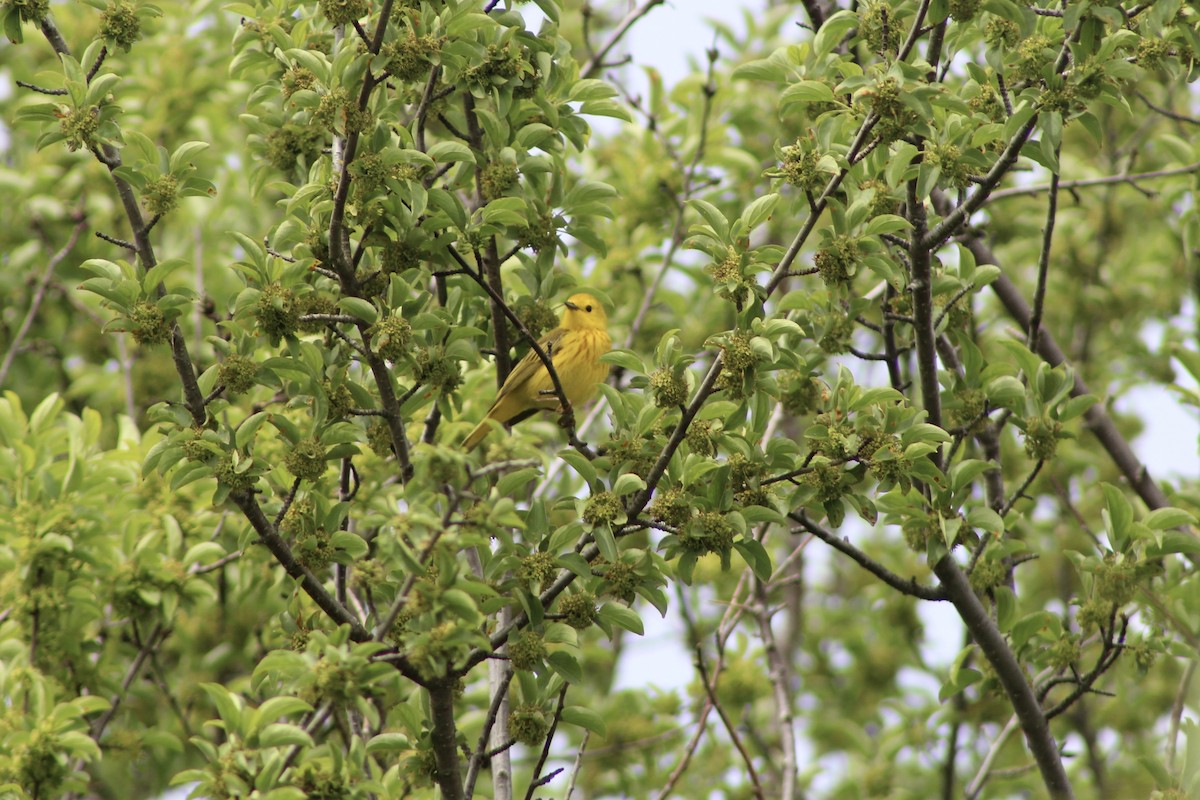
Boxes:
[563,299,579,311]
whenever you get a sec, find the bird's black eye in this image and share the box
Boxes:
[585,305,593,312]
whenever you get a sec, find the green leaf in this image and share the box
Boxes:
[813,10,858,55]
[1011,611,1056,650]
[593,523,618,562]
[1101,482,1133,549]
[689,199,731,241]
[366,733,412,754]
[84,72,121,105]
[906,423,952,444]
[546,651,583,682]
[330,532,369,560]
[561,705,607,736]
[1137,753,1173,790]
[599,349,645,373]
[558,448,597,486]
[338,297,378,324]
[579,99,632,122]
[739,505,785,525]
[740,192,780,231]
[985,375,1026,409]
[142,258,191,293]
[949,459,998,493]
[427,141,475,164]
[780,80,835,105]
[235,412,269,451]
[257,723,313,749]
[183,541,226,567]
[886,142,920,187]
[733,539,772,581]
[1144,507,1197,530]
[598,602,644,635]
[1056,394,1096,422]
[256,697,313,725]
[200,683,245,733]
[1148,530,1200,558]
[481,196,528,227]
[863,214,912,236]
[732,56,791,82]
[994,586,1017,632]
[169,140,209,173]
[612,473,646,496]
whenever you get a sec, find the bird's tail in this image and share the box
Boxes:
[462,418,495,451]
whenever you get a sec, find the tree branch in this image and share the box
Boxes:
[934,559,1075,798]
[789,512,948,601]
[428,677,465,800]
[580,0,665,79]
[230,490,373,642]
[965,236,1177,514]
[986,162,1200,203]
[694,645,766,800]
[0,212,86,386]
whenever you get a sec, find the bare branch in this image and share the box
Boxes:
[789,512,947,601]
[693,646,766,800]
[0,213,86,386]
[581,0,665,79]
[986,162,1200,203]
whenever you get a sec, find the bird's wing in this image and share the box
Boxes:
[487,326,568,411]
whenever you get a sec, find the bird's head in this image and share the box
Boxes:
[561,293,608,331]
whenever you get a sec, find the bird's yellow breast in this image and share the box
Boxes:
[526,328,611,408]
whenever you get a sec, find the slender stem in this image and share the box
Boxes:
[790,512,947,601]
[694,646,766,800]
[464,666,513,799]
[563,731,589,800]
[0,215,86,386]
[89,623,168,741]
[965,715,1019,799]
[580,0,665,78]
[489,609,514,800]
[523,685,569,800]
[1028,165,1060,354]
[987,162,1200,203]
[1168,659,1198,768]
[753,580,797,800]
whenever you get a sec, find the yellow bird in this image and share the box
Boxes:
[463,293,611,451]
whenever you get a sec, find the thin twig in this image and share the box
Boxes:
[694,646,766,800]
[965,715,1019,800]
[0,214,86,386]
[1028,163,1060,353]
[523,684,569,800]
[753,579,797,800]
[987,162,1200,203]
[1135,92,1200,125]
[15,80,67,95]
[564,731,589,800]
[1000,460,1044,517]
[464,667,514,799]
[1168,659,1198,768]
[580,0,665,79]
[790,512,947,601]
[89,623,169,741]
